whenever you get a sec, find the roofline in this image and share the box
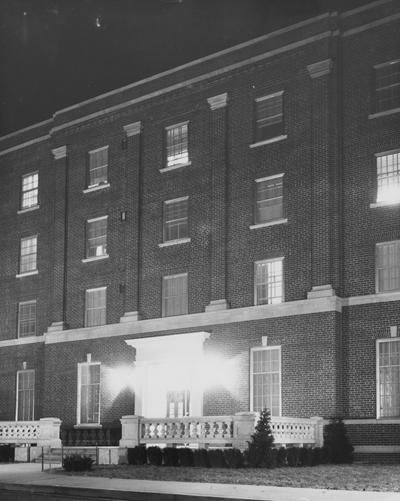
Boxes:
[341,0,394,18]
[0,119,53,141]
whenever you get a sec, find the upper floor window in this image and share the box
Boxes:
[163,197,189,242]
[376,151,400,204]
[88,147,108,187]
[377,338,400,418]
[85,287,106,327]
[165,122,189,168]
[21,172,38,209]
[19,235,37,274]
[254,258,284,305]
[18,301,36,338]
[78,362,100,425]
[251,346,281,416]
[376,241,400,293]
[162,273,188,317]
[375,60,400,113]
[86,217,108,258]
[254,174,284,225]
[16,369,35,421]
[255,92,284,142]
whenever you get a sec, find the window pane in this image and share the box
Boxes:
[18,301,36,337]
[252,348,281,416]
[21,173,38,209]
[162,274,188,316]
[87,219,107,257]
[166,124,189,167]
[89,148,108,186]
[164,199,188,241]
[255,259,283,304]
[255,94,284,141]
[17,370,35,421]
[20,236,37,273]
[376,241,400,293]
[255,178,283,224]
[377,153,400,203]
[85,289,106,327]
[379,340,400,417]
[376,62,400,112]
[80,364,100,424]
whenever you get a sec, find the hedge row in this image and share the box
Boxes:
[127,445,336,468]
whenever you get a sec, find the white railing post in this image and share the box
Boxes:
[311,416,324,447]
[37,418,62,448]
[232,412,256,451]
[119,415,142,448]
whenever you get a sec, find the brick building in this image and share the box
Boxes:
[0,0,400,461]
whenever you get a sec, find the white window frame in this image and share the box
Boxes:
[88,146,109,188]
[164,121,190,170]
[18,300,37,338]
[162,273,188,317]
[20,172,39,210]
[254,257,284,305]
[19,235,38,274]
[374,59,400,113]
[375,241,400,294]
[162,196,189,244]
[371,150,400,207]
[77,362,101,425]
[376,338,400,418]
[251,173,287,228]
[250,345,282,417]
[84,287,107,327]
[84,216,108,261]
[15,369,35,421]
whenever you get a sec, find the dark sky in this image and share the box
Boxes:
[0,0,369,136]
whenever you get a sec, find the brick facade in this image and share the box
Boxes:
[0,0,400,461]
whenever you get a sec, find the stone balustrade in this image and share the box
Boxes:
[0,418,62,447]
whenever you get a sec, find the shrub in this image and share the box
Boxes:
[276,447,287,467]
[177,447,194,467]
[320,446,332,464]
[147,446,162,466]
[286,447,300,467]
[312,447,322,466]
[299,447,313,466]
[223,448,244,468]
[163,447,179,466]
[207,449,226,468]
[127,446,147,465]
[324,417,354,464]
[193,448,209,467]
[63,454,93,472]
[0,445,13,463]
[245,408,275,468]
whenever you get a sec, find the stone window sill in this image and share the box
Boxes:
[16,270,38,278]
[73,424,102,429]
[159,161,192,173]
[17,205,40,215]
[369,107,400,119]
[249,218,288,229]
[158,238,191,248]
[83,183,110,194]
[82,255,109,263]
[249,135,287,149]
[370,201,400,209]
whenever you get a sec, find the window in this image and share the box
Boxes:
[16,370,35,421]
[377,338,400,418]
[165,122,189,168]
[19,236,37,274]
[254,258,284,305]
[85,288,106,327]
[18,301,36,338]
[78,363,100,424]
[251,347,281,416]
[86,217,108,258]
[162,273,188,317]
[21,172,38,209]
[88,147,108,187]
[254,175,284,224]
[376,151,400,204]
[376,241,400,293]
[255,92,284,142]
[375,60,400,113]
[163,197,189,242]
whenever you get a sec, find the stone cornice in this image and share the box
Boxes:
[207,93,228,110]
[51,145,67,160]
[123,121,142,137]
[307,58,333,79]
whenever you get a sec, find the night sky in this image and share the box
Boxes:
[0,0,369,136]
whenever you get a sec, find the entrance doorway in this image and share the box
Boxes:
[166,390,190,418]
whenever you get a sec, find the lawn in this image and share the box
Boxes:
[57,463,400,492]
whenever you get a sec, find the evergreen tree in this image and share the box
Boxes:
[245,408,275,468]
[324,417,354,464]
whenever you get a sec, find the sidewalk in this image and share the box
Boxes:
[0,462,398,501]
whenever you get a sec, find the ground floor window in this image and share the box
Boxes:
[250,346,281,416]
[16,370,35,421]
[378,338,400,417]
[78,362,101,424]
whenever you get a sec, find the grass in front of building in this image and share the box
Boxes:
[56,463,400,492]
